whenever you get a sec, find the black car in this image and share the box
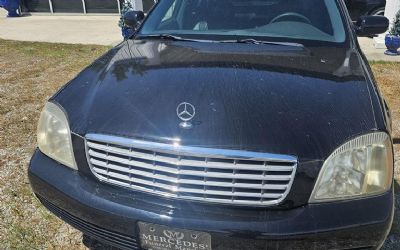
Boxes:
[345,0,386,20]
[29,0,394,249]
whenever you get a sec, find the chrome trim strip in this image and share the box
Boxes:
[94,177,282,205]
[87,145,294,171]
[86,134,297,163]
[92,167,283,198]
[90,158,292,181]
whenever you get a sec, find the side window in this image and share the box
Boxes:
[162,2,177,22]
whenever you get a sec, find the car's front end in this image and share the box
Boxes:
[29,0,393,249]
[29,142,394,250]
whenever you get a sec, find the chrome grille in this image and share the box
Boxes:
[85,134,297,206]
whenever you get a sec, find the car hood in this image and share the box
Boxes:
[52,39,381,207]
[53,39,376,162]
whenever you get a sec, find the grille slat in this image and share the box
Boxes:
[90,158,292,181]
[86,134,297,206]
[87,142,294,172]
[92,166,283,199]
[91,161,287,190]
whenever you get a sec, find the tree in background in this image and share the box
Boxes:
[385,9,400,55]
[119,0,135,39]
[389,10,400,36]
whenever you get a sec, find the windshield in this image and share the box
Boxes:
[139,0,346,43]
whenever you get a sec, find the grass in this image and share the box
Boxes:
[370,62,400,139]
[0,39,399,249]
[0,39,109,249]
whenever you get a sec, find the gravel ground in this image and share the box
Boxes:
[0,39,399,249]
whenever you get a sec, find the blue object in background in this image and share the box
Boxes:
[121,26,135,39]
[385,34,400,56]
[0,0,21,17]
[119,0,134,39]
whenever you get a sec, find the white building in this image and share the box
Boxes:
[21,0,156,14]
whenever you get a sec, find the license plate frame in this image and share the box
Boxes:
[138,222,212,250]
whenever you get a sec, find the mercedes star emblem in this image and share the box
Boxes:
[177,102,196,129]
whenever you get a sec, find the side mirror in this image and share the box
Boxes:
[123,11,145,28]
[355,16,389,37]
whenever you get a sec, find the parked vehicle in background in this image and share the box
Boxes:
[345,0,386,20]
[29,0,393,250]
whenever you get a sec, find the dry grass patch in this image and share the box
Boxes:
[371,62,400,139]
[0,39,109,249]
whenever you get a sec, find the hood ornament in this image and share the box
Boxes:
[177,102,195,129]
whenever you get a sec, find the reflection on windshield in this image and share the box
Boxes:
[140,0,346,43]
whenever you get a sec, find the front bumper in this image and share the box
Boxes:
[29,150,394,250]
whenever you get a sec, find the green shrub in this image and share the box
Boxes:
[119,0,134,28]
[389,10,400,36]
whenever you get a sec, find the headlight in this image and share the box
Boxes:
[309,132,393,203]
[37,102,77,170]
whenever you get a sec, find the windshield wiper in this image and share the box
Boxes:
[137,35,304,48]
[220,38,304,48]
[137,34,209,42]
